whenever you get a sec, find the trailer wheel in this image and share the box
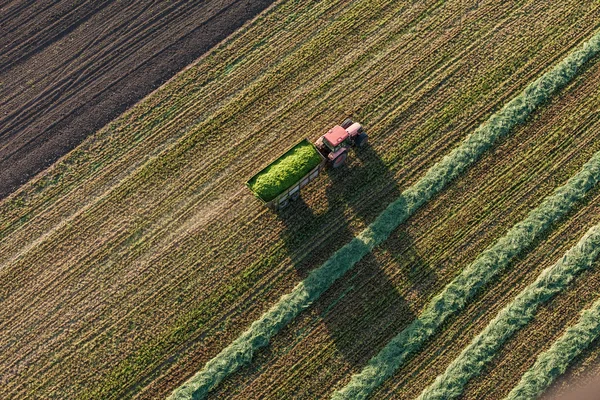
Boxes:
[332,151,348,168]
[341,118,353,129]
[279,198,290,209]
[290,191,300,201]
[354,132,368,147]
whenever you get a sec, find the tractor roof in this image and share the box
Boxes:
[323,125,348,147]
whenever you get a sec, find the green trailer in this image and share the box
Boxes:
[246,139,326,210]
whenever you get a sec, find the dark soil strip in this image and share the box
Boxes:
[0,0,275,198]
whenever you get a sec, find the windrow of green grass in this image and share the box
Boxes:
[332,31,600,400]
[505,293,600,400]
[168,28,600,400]
[334,148,600,400]
[416,223,600,400]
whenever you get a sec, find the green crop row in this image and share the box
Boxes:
[505,292,600,399]
[332,31,600,400]
[167,27,600,400]
[416,223,600,400]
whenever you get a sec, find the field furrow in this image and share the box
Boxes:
[0,0,278,197]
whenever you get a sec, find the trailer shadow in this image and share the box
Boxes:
[276,142,437,367]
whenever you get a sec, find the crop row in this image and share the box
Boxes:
[505,293,600,399]
[416,223,600,400]
[169,26,600,400]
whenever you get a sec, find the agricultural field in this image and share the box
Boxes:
[2,0,600,399]
[0,0,275,198]
[548,340,600,398]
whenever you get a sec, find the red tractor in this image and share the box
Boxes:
[315,118,368,168]
[247,118,368,210]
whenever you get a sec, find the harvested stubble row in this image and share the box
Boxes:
[416,223,600,400]
[1,0,600,399]
[505,295,600,400]
[170,26,600,400]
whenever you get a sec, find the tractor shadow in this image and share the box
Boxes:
[276,141,437,367]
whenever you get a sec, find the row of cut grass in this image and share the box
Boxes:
[168,28,600,400]
[333,29,600,400]
[505,293,600,400]
[334,148,600,400]
[416,223,600,400]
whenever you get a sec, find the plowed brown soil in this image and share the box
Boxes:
[0,0,275,198]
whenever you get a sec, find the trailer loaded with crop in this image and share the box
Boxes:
[246,119,368,210]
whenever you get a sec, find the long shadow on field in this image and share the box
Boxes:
[277,142,437,368]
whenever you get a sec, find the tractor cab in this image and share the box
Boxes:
[315,118,368,168]
[322,125,350,152]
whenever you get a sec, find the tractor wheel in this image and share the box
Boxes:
[354,132,368,147]
[341,118,353,129]
[290,191,301,201]
[332,151,348,168]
